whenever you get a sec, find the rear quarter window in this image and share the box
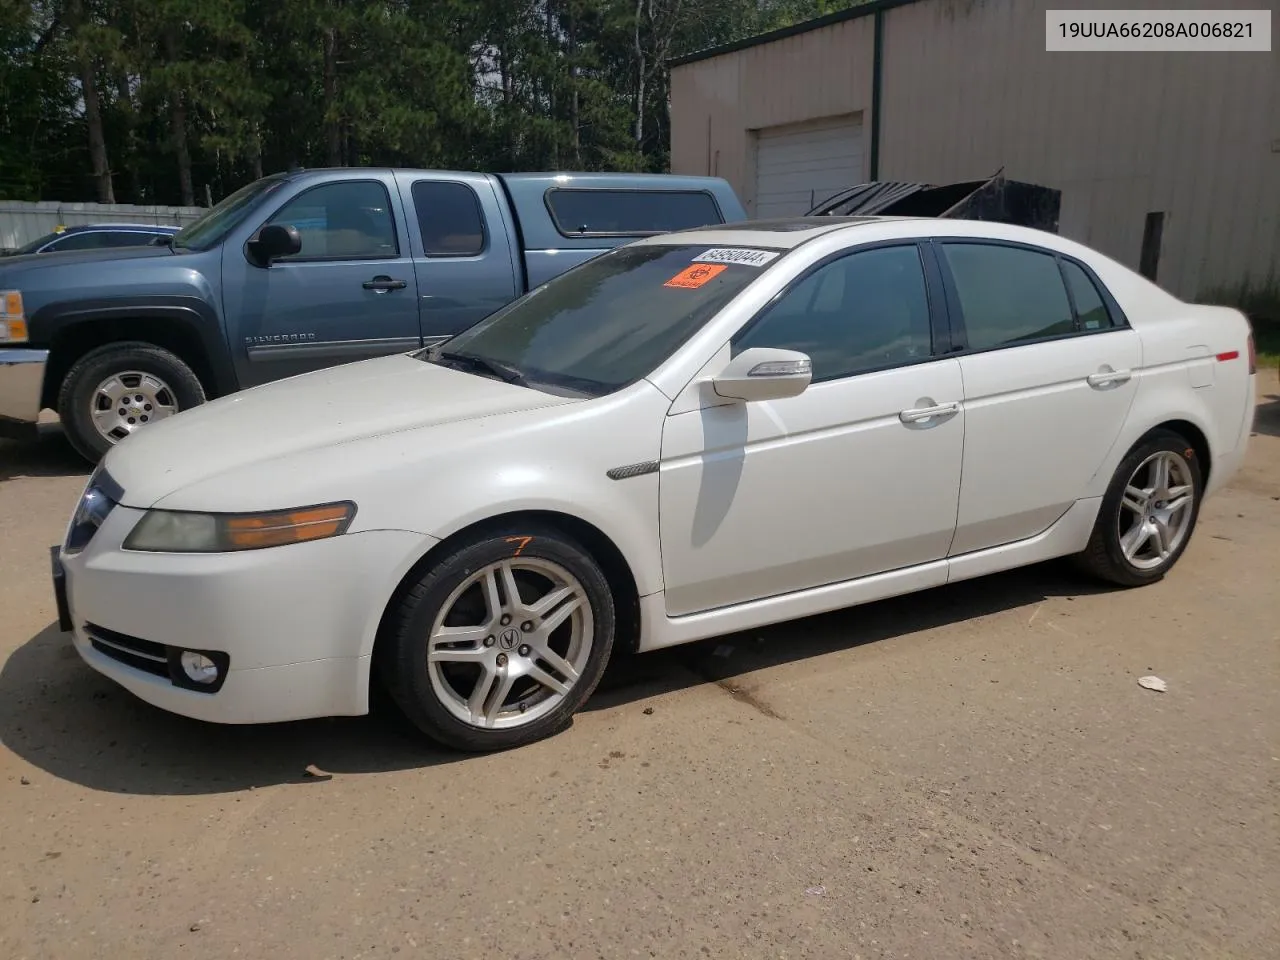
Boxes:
[546,189,723,238]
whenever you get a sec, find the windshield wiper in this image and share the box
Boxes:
[428,348,528,387]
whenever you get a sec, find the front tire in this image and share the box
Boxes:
[1075,429,1203,586]
[57,341,206,462]
[380,524,616,752]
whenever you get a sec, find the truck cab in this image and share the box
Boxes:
[0,168,745,461]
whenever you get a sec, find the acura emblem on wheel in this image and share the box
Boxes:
[498,628,521,650]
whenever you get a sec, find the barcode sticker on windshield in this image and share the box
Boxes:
[693,247,779,268]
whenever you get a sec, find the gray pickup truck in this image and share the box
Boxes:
[0,168,745,461]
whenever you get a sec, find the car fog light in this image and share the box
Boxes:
[179,651,219,684]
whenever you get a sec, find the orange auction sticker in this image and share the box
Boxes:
[664,263,727,289]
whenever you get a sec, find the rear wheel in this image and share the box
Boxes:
[1075,429,1203,586]
[380,524,616,752]
[57,341,206,462]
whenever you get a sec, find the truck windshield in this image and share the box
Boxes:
[425,243,781,397]
[171,176,289,251]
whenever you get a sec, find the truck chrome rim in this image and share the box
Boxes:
[427,557,593,730]
[90,371,179,443]
[1117,451,1195,570]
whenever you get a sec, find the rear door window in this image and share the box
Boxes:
[102,231,165,248]
[410,181,486,256]
[1060,259,1114,331]
[939,242,1074,350]
[546,189,723,238]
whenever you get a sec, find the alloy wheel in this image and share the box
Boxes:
[1116,450,1196,570]
[426,557,594,730]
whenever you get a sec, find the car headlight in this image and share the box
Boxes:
[0,290,27,343]
[123,502,356,553]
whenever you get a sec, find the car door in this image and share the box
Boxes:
[934,239,1143,555]
[223,175,422,388]
[395,174,521,345]
[659,242,966,617]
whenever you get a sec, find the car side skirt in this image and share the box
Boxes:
[637,497,1101,653]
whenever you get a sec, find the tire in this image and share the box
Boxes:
[1075,429,1204,587]
[379,523,617,752]
[57,341,207,463]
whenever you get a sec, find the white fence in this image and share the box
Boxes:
[0,201,208,250]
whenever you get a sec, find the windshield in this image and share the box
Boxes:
[171,175,289,251]
[11,232,59,255]
[426,243,780,396]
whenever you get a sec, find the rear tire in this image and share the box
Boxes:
[1075,429,1203,587]
[379,523,616,752]
[57,341,206,463]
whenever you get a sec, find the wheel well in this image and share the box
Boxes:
[1149,419,1211,486]
[372,510,643,669]
[41,320,217,410]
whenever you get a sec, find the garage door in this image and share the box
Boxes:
[753,117,865,218]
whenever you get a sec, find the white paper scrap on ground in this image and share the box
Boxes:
[1138,675,1168,692]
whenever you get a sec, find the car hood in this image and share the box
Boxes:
[0,244,177,275]
[102,352,582,508]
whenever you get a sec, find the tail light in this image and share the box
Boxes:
[1246,330,1256,374]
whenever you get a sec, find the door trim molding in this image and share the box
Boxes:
[246,336,422,363]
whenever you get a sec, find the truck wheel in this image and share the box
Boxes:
[57,342,206,462]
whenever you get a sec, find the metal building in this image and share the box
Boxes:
[669,0,1279,307]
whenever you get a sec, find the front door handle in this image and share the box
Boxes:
[363,275,408,293]
[1087,368,1132,389]
[899,400,960,424]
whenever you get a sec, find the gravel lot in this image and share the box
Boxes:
[2,371,1277,960]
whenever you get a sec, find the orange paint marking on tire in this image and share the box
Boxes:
[505,536,534,556]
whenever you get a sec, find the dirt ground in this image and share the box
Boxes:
[1,371,1277,960]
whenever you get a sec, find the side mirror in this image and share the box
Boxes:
[247,224,302,266]
[711,347,812,402]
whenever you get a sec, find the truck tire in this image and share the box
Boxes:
[57,341,206,463]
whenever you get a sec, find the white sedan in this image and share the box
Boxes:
[52,217,1257,751]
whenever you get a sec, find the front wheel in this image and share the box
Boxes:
[57,341,206,462]
[380,524,616,752]
[1075,429,1203,586]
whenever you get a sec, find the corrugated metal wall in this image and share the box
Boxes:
[670,0,1279,303]
[669,15,876,216]
[0,201,206,250]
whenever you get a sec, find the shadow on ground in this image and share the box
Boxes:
[1252,390,1280,438]
[0,427,91,483]
[1,560,1109,797]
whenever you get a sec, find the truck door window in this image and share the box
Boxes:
[265,180,399,260]
[411,181,486,256]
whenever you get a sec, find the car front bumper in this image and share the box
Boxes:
[56,503,433,725]
[0,347,48,440]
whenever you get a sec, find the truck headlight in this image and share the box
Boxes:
[123,502,356,553]
[0,290,27,343]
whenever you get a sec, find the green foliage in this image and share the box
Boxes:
[0,0,866,204]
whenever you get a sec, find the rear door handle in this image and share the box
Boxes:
[363,276,408,293]
[899,401,960,424]
[1087,368,1132,389]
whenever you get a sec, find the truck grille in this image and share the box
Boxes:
[86,623,169,679]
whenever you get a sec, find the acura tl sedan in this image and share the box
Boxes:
[52,217,1257,752]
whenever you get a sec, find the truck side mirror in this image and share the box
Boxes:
[248,224,302,266]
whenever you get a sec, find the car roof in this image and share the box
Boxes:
[631,215,926,250]
[634,215,1103,255]
[59,223,179,233]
